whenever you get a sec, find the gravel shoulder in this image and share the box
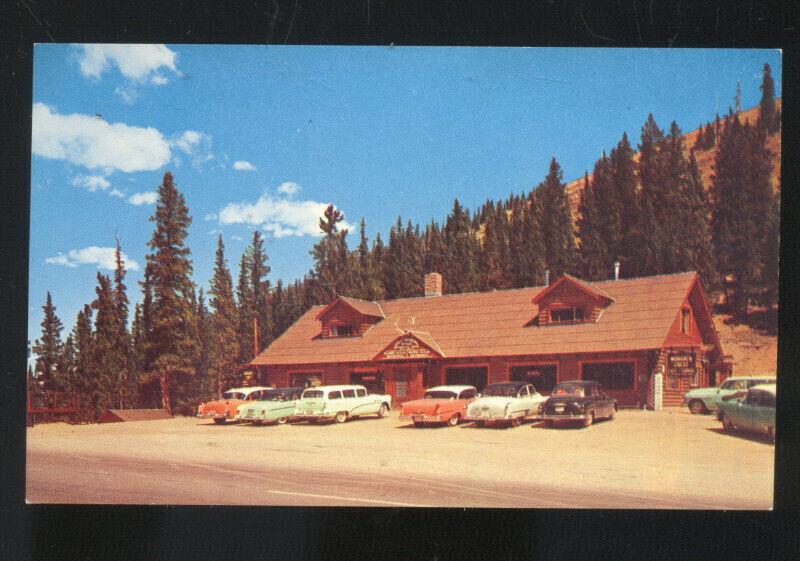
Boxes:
[26,408,774,509]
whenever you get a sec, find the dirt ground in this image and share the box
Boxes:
[713,314,778,375]
[26,408,774,509]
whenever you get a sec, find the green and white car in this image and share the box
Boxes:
[683,376,776,414]
[717,383,776,443]
[292,384,392,424]
[235,386,305,425]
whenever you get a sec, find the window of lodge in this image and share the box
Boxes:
[550,307,585,323]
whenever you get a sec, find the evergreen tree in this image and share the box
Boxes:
[31,292,63,393]
[535,158,577,279]
[91,273,123,414]
[517,193,547,286]
[195,288,214,397]
[144,172,198,414]
[249,230,273,352]
[480,202,512,290]
[637,114,669,276]
[236,249,254,363]
[683,150,718,289]
[758,63,778,134]
[310,204,351,301]
[384,217,424,298]
[423,221,446,276]
[577,172,610,280]
[57,334,76,394]
[72,305,95,421]
[442,199,481,293]
[209,236,240,397]
[711,115,773,314]
[761,192,780,316]
[112,240,133,407]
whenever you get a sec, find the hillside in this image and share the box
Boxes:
[713,314,777,376]
[564,99,782,221]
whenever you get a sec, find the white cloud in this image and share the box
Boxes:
[277,181,300,196]
[233,160,256,171]
[77,44,177,82]
[128,191,158,205]
[150,74,169,86]
[170,130,213,167]
[108,188,125,198]
[204,213,218,221]
[32,103,171,173]
[46,246,140,271]
[218,191,352,238]
[71,174,110,192]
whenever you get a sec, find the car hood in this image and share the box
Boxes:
[199,400,240,413]
[684,387,719,399]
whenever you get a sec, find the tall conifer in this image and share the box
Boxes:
[209,236,240,397]
[536,158,576,279]
[32,292,63,393]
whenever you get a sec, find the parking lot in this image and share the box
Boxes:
[26,408,774,508]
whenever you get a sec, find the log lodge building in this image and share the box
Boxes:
[249,271,732,408]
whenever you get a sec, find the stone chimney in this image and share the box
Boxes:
[614,261,620,280]
[424,272,443,297]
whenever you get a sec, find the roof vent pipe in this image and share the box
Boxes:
[614,261,620,280]
[544,270,550,286]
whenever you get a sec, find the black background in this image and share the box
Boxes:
[2,1,799,560]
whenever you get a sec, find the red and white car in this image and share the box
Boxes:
[401,385,478,427]
[197,386,272,424]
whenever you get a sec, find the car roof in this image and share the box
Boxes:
[426,385,476,393]
[750,383,776,394]
[271,387,305,393]
[225,386,272,394]
[302,385,366,391]
[486,381,527,388]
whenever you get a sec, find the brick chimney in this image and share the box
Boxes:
[424,272,443,297]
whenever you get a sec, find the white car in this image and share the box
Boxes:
[465,382,546,427]
[292,385,392,424]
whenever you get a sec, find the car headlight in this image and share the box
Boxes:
[571,401,584,412]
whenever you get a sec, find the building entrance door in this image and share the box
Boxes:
[510,364,557,394]
[445,366,488,392]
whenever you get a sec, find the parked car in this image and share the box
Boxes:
[292,385,392,424]
[401,385,477,427]
[539,380,617,427]
[683,376,776,414]
[235,386,305,425]
[197,386,272,424]
[717,383,776,443]
[464,382,545,427]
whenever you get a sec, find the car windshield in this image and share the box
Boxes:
[551,383,585,397]
[259,391,285,401]
[302,390,324,399]
[483,384,520,397]
[222,391,245,400]
[424,391,457,400]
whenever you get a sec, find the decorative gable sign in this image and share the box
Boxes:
[375,332,443,361]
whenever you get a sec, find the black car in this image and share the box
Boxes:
[539,380,617,427]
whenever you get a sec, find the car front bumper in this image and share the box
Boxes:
[197,411,228,420]
[406,414,446,423]
[540,413,590,421]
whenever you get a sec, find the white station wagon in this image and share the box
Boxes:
[292,384,392,424]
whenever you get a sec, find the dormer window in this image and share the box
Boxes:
[550,307,585,323]
[330,323,354,337]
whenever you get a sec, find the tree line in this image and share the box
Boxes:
[30,64,780,419]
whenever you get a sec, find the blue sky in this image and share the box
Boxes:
[29,45,781,348]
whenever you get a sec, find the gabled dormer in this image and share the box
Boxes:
[315,296,385,338]
[531,274,614,325]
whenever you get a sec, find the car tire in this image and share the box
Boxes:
[511,417,522,428]
[722,415,734,432]
[583,412,594,427]
[277,417,288,425]
[544,420,554,428]
[448,413,460,427]
[413,420,424,427]
[474,420,485,428]
[334,411,348,424]
[308,418,318,425]
[688,400,707,414]
[378,403,390,418]
[252,420,261,426]
[213,418,226,425]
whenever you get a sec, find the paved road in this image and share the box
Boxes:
[26,409,774,508]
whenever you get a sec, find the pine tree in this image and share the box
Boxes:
[72,305,95,421]
[236,249,254,363]
[636,114,670,276]
[577,172,610,280]
[195,288,213,396]
[112,240,133,407]
[535,158,577,279]
[91,273,123,414]
[311,204,351,301]
[516,193,547,286]
[31,292,63,393]
[209,236,240,397]
[480,203,512,290]
[683,150,718,289]
[57,334,76,394]
[144,172,198,414]
[423,221,445,276]
[761,192,780,318]
[442,199,481,293]
[249,231,273,352]
[758,63,777,134]
[711,114,772,314]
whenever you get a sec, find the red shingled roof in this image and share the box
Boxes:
[315,295,385,320]
[251,271,706,366]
